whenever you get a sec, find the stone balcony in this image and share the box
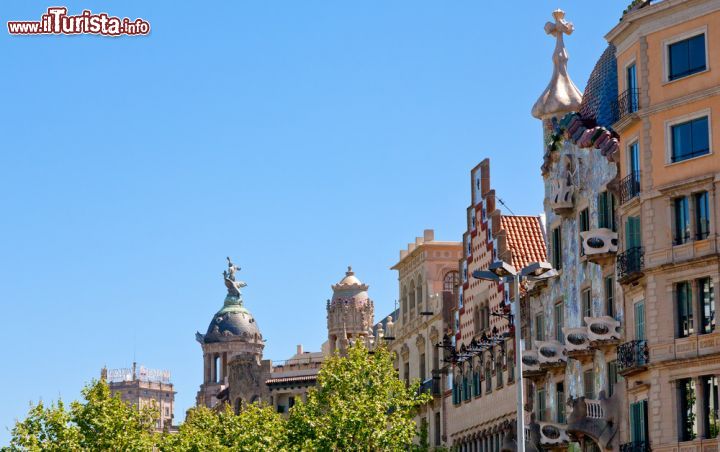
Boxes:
[580,228,618,264]
[566,393,619,450]
[586,316,621,343]
[536,340,567,370]
[537,422,570,447]
[549,178,574,216]
[521,349,545,380]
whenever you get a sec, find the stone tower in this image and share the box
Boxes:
[326,266,374,355]
[196,258,269,410]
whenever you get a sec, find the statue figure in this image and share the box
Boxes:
[223,256,247,298]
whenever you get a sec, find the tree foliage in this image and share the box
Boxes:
[160,404,287,452]
[6,343,430,451]
[287,342,431,451]
[5,379,157,451]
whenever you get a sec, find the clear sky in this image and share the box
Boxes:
[0,0,630,442]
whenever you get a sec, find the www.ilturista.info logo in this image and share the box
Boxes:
[7,7,150,36]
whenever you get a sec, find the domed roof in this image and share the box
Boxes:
[201,297,262,344]
[578,44,619,128]
[331,266,369,292]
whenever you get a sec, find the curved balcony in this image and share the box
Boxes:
[585,316,621,343]
[549,178,574,215]
[563,327,591,356]
[566,394,618,449]
[580,228,618,264]
[538,422,570,446]
[536,340,567,368]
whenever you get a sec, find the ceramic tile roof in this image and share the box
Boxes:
[500,215,547,271]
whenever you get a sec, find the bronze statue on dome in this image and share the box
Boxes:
[223,256,247,298]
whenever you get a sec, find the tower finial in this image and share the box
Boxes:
[347,265,353,275]
[531,9,583,119]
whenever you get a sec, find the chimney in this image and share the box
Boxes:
[423,229,435,242]
[297,344,304,355]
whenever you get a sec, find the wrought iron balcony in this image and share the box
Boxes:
[617,247,644,284]
[620,441,651,452]
[612,88,640,123]
[619,172,641,205]
[617,340,649,375]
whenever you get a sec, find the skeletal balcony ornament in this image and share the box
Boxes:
[522,349,540,371]
[535,340,567,364]
[585,316,621,342]
[562,326,590,351]
[580,228,618,263]
[538,422,570,445]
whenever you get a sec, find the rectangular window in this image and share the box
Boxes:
[556,382,566,424]
[598,192,617,231]
[626,216,642,249]
[627,63,639,112]
[584,369,595,399]
[674,197,690,245]
[703,376,720,439]
[554,301,564,343]
[579,208,590,256]
[700,277,715,334]
[419,353,426,381]
[677,281,694,338]
[605,276,615,318]
[608,361,619,397]
[695,191,710,240]
[634,301,646,340]
[582,288,592,325]
[671,116,710,162]
[679,378,698,441]
[535,313,545,343]
[552,226,562,270]
[669,33,706,81]
[629,400,648,443]
[537,389,546,422]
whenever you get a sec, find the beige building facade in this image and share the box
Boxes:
[390,229,462,448]
[607,0,720,450]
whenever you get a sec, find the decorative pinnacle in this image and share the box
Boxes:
[347,265,353,275]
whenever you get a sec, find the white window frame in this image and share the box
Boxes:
[623,56,638,92]
[662,26,709,84]
[626,135,640,176]
[664,108,713,165]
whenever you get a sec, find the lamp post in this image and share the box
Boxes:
[472,261,556,452]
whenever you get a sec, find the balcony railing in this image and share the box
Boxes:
[617,340,649,375]
[418,377,442,397]
[620,441,651,452]
[612,88,640,123]
[619,172,641,205]
[617,246,644,283]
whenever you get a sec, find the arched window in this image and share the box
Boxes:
[409,279,416,315]
[485,360,492,393]
[444,271,459,293]
[401,285,408,322]
[496,354,504,388]
[214,355,221,383]
[416,276,424,312]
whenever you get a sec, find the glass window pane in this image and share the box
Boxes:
[688,34,706,73]
[670,39,689,79]
[673,122,693,161]
[692,117,710,154]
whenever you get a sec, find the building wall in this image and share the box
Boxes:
[391,231,461,448]
[608,1,720,449]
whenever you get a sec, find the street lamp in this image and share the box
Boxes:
[472,261,556,451]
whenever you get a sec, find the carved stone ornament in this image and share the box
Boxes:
[585,316,621,342]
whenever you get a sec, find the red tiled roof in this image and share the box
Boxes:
[500,215,547,270]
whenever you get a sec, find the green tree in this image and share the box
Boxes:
[161,403,287,452]
[287,342,431,451]
[5,379,158,452]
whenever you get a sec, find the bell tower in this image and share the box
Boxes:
[326,266,374,355]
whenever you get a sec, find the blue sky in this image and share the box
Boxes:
[0,0,629,442]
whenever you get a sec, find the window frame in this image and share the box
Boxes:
[665,109,712,165]
[674,196,691,245]
[662,27,709,83]
[694,191,710,240]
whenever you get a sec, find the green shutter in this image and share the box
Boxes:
[635,301,645,340]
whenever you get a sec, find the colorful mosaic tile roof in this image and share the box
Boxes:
[500,215,547,271]
[578,44,619,128]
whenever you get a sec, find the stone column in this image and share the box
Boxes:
[204,354,210,384]
[222,352,228,383]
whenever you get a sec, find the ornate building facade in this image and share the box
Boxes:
[196,260,377,415]
[390,229,462,448]
[448,159,547,452]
